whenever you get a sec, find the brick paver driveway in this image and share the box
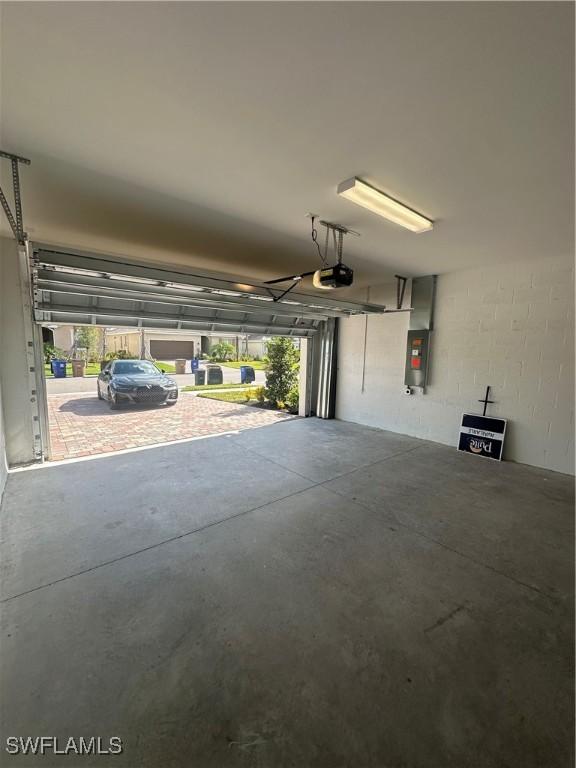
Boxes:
[48,393,296,461]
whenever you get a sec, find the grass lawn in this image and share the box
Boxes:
[221,361,268,370]
[196,388,262,404]
[197,388,296,414]
[45,360,176,377]
[155,361,177,373]
[182,383,259,392]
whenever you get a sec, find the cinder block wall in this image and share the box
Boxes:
[0,243,6,498]
[336,257,574,474]
[0,347,7,503]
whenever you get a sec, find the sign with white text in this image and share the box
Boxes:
[458,413,507,461]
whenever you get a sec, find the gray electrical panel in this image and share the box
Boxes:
[404,275,437,391]
[405,329,431,389]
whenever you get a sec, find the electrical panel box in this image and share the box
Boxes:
[404,329,431,389]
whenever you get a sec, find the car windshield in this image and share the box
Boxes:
[113,361,160,375]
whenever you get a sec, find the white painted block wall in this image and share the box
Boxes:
[0,241,8,499]
[336,257,574,475]
[0,356,7,503]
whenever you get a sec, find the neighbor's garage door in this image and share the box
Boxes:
[150,340,195,359]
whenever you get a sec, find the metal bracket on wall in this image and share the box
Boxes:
[395,275,408,310]
[0,150,31,245]
[378,275,413,314]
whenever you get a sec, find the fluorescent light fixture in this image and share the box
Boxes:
[337,178,433,233]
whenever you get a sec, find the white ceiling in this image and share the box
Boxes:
[1,2,573,287]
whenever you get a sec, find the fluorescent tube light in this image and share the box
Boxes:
[337,178,433,233]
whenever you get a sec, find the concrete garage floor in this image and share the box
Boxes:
[0,419,573,767]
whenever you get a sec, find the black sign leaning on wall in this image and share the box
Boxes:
[458,413,507,461]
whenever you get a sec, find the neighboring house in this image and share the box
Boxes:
[104,329,269,360]
[45,325,271,361]
[211,335,268,359]
[105,329,203,360]
[201,335,273,359]
[47,324,75,353]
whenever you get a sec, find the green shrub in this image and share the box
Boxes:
[210,341,236,362]
[255,386,266,404]
[264,337,299,407]
[103,349,133,361]
[286,385,299,413]
[43,343,67,363]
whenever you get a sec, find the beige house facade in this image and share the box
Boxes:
[104,329,268,360]
[46,325,271,361]
[50,325,75,353]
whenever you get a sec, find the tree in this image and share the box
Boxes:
[74,327,103,361]
[210,341,236,361]
[264,337,299,407]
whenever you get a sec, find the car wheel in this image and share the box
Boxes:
[97,383,103,400]
[108,388,119,410]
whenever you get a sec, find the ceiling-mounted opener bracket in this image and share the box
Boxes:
[263,216,360,301]
[0,150,31,245]
[317,220,360,238]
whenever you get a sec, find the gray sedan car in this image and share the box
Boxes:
[98,359,179,409]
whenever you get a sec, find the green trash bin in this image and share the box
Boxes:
[194,370,206,386]
[206,366,223,385]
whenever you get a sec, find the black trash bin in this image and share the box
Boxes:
[206,366,223,385]
[194,370,206,386]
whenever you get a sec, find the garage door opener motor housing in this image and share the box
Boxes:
[312,262,354,289]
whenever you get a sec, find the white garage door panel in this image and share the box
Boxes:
[32,245,385,336]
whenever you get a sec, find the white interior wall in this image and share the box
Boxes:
[337,256,574,475]
[0,237,37,466]
[0,321,7,503]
